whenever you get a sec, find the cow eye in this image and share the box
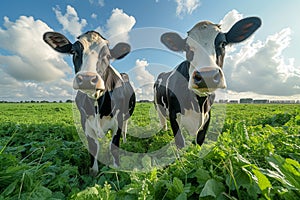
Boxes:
[70,48,76,55]
[220,42,227,48]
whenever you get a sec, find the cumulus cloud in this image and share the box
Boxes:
[221,10,300,96]
[0,6,136,101]
[91,13,97,19]
[0,16,74,101]
[219,9,243,32]
[128,59,155,100]
[53,6,136,46]
[102,8,136,46]
[175,0,200,17]
[53,5,87,38]
[0,16,71,82]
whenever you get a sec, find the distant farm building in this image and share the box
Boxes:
[253,99,269,104]
[229,100,239,104]
[218,99,228,103]
[269,100,296,104]
[240,98,253,104]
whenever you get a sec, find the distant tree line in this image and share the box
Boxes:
[0,100,74,103]
[218,98,300,104]
[1,98,299,104]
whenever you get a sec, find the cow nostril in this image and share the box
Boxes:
[77,75,83,85]
[90,76,98,85]
[194,71,202,82]
[213,72,220,83]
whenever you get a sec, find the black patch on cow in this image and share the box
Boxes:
[168,61,213,113]
[214,33,227,67]
[78,30,107,41]
[71,41,84,73]
[97,91,113,118]
[154,71,172,115]
[94,68,135,120]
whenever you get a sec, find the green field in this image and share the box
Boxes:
[0,103,299,199]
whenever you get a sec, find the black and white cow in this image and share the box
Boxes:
[43,31,135,174]
[154,17,261,148]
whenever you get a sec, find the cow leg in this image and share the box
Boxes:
[86,135,99,176]
[196,112,211,146]
[156,104,168,131]
[122,120,128,143]
[110,126,122,167]
[169,111,185,148]
[110,110,123,167]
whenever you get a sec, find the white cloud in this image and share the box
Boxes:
[221,10,300,97]
[0,7,136,102]
[89,0,105,7]
[98,0,105,6]
[175,0,200,17]
[91,13,97,19]
[103,8,136,46]
[219,9,243,32]
[0,16,71,82]
[53,5,87,38]
[128,59,155,100]
[0,16,74,101]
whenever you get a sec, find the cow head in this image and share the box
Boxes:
[43,31,130,99]
[161,17,261,96]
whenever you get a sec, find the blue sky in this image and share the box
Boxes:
[0,0,299,101]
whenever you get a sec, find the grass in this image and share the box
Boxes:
[0,102,299,199]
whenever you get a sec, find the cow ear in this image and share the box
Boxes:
[225,17,261,44]
[43,32,72,53]
[110,42,131,59]
[161,32,186,52]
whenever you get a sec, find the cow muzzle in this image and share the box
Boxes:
[73,72,105,99]
[192,67,226,92]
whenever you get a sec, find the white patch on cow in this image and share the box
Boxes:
[122,120,128,143]
[154,88,168,130]
[84,49,103,73]
[158,106,168,131]
[108,65,123,81]
[100,115,118,137]
[84,109,120,172]
[187,22,221,70]
[84,115,101,174]
[86,114,105,138]
[176,109,210,137]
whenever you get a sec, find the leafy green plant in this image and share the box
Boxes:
[0,103,299,199]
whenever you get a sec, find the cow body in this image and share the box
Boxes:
[154,61,214,147]
[155,17,261,147]
[43,31,135,175]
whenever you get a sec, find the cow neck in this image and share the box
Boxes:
[176,60,191,82]
[102,65,123,91]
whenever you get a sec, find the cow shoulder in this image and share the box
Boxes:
[97,91,113,118]
[154,72,171,113]
[167,61,199,113]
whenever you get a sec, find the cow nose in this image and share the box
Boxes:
[193,67,222,89]
[73,72,104,91]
